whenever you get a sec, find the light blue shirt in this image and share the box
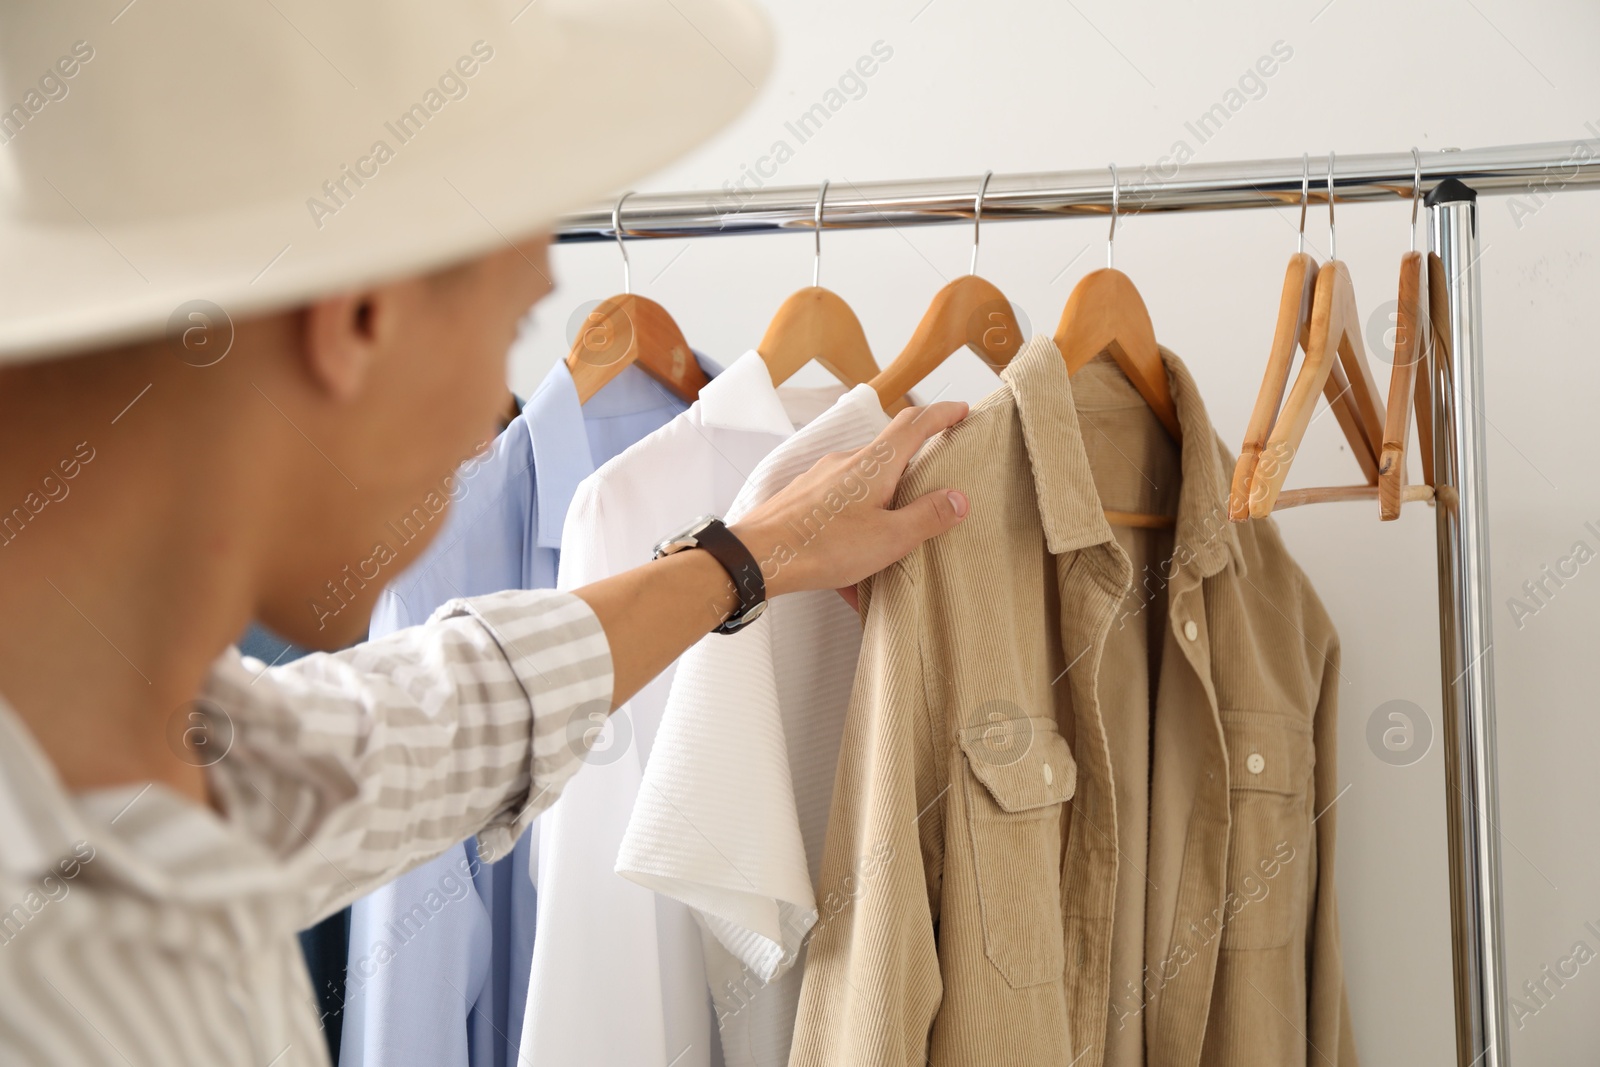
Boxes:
[340,357,707,1067]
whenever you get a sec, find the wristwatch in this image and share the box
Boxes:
[652,516,768,634]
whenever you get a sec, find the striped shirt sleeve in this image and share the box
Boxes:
[204,588,612,927]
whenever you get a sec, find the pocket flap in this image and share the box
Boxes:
[1221,709,1314,795]
[957,716,1076,812]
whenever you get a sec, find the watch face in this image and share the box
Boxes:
[680,515,718,540]
[653,514,719,558]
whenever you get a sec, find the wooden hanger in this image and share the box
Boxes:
[1231,158,1319,522]
[565,192,710,405]
[1367,251,1451,512]
[1248,261,1391,514]
[1230,251,1317,520]
[756,180,882,395]
[1378,156,1439,520]
[1056,165,1180,529]
[758,288,880,389]
[871,173,1025,411]
[1055,269,1182,444]
[1249,154,1390,517]
[1376,249,1437,519]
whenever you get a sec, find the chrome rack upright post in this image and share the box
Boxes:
[1428,178,1511,1067]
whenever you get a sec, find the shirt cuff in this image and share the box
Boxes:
[430,588,614,861]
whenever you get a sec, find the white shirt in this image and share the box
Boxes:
[617,384,892,1067]
[0,589,612,1067]
[520,351,843,1067]
[340,359,697,1067]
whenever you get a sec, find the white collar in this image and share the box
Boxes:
[694,350,799,436]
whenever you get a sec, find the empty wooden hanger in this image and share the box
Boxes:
[1230,155,1389,520]
[757,179,883,395]
[870,171,1025,410]
[1230,156,1320,521]
[1378,149,1438,520]
[565,192,710,405]
[1056,164,1179,529]
[1248,153,1391,517]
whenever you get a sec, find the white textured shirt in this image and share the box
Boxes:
[0,589,612,1067]
[521,351,843,1067]
[617,384,891,1067]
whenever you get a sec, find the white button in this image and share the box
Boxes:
[1246,752,1266,775]
[1043,762,1054,785]
[1183,619,1199,641]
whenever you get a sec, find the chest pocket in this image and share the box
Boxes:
[957,715,1076,988]
[1219,709,1315,951]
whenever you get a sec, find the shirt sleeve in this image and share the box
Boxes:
[1306,603,1359,1065]
[204,587,612,927]
[789,557,945,1067]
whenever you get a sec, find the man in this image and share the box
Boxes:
[0,2,968,1063]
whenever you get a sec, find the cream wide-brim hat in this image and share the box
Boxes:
[0,0,772,364]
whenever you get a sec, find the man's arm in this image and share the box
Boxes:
[576,402,970,708]
[236,402,969,924]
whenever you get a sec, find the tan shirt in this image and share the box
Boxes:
[789,337,1356,1067]
[1075,356,1179,1067]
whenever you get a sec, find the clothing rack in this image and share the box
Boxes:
[554,139,1600,1067]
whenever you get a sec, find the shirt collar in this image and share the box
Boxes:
[694,350,799,437]
[0,695,79,882]
[523,354,722,549]
[523,360,595,550]
[1003,335,1244,581]
[0,692,278,901]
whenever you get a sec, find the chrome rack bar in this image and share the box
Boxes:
[554,138,1600,241]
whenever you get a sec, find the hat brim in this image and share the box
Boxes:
[0,3,771,364]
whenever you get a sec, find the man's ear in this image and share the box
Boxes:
[300,290,382,402]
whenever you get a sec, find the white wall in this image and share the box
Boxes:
[510,2,1600,1062]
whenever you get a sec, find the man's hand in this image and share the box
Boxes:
[730,401,970,607]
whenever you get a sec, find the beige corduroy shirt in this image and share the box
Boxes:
[789,337,1356,1067]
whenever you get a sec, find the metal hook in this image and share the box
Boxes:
[613,191,634,295]
[970,170,993,276]
[1326,151,1337,261]
[1298,153,1309,255]
[1410,147,1423,253]
[813,179,829,288]
[1107,163,1120,270]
